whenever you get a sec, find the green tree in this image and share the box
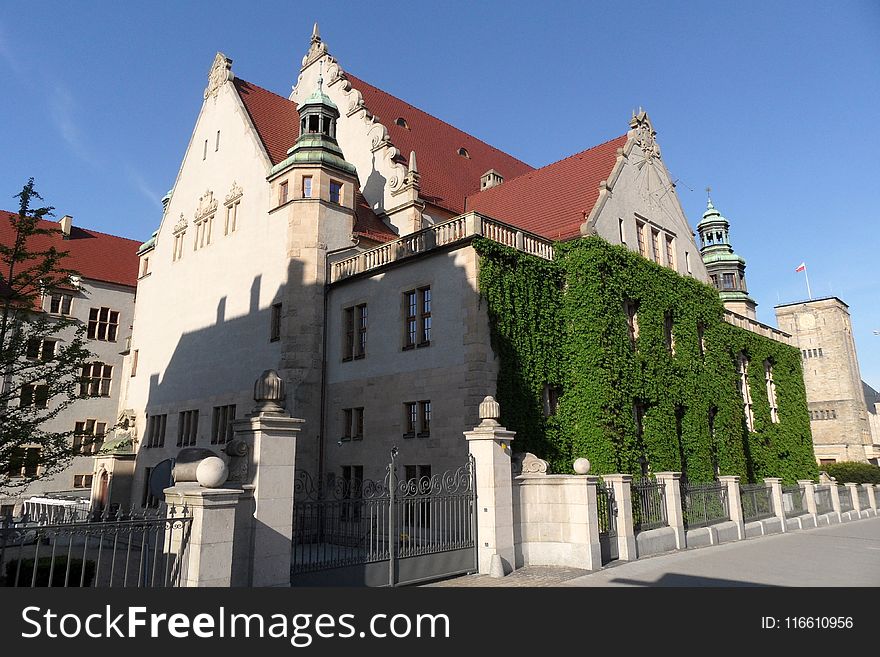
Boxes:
[0,179,93,487]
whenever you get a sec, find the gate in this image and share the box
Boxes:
[597,482,618,564]
[291,454,477,586]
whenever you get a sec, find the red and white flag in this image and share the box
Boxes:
[795,262,806,272]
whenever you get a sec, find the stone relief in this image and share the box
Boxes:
[511,452,549,475]
[194,189,218,221]
[224,181,243,205]
[204,52,234,100]
[629,109,661,161]
[173,213,187,234]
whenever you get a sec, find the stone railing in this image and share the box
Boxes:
[330,212,554,283]
[722,309,795,346]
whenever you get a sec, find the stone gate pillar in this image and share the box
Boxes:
[764,478,788,532]
[655,472,685,549]
[464,396,515,575]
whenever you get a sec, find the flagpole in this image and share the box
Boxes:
[804,265,812,300]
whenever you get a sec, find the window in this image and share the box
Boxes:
[722,273,736,290]
[80,362,112,397]
[74,474,93,489]
[697,323,706,358]
[225,201,240,235]
[211,404,236,444]
[618,218,625,244]
[636,221,646,257]
[624,300,639,349]
[542,384,562,417]
[87,307,120,341]
[405,402,418,437]
[403,287,431,349]
[270,303,282,342]
[194,215,213,250]
[20,384,49,408]
[131,349,138,377]
[48,293,73,316]
[710,274,719,289]
[215,130,220,151]
[177,410,199,447]
[329,181,342,204]
[342,303,367,360]
[341,407,364,442]
[737,354,754,432]
[302,176,313,199]
[279,181,289,205]
[140,257,150,277]
[457,147,470,158]
[203,139,208,160]
[664,311,675,355]
[7,447,40,478]
[141,467,160,509]
[26,339,56,361]
[665,235,675,269]
[395,117,409,129]
[73,419,106,454]
[405,400,431,437]
[145,414,167,448]
[685,251,692,275]
[651,228,660,263]
[819,459,836,466]
[764,360,779,424]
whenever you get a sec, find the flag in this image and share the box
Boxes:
[795,262,806,272]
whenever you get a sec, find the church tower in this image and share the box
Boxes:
[697,195,757,319]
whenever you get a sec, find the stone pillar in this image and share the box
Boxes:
[764,478,787,533]
[231,370,305,587]
[718,475,744,540]
[604,474,636,560]
[845,483,861,515]
[829,481,842,520]
[655,472,685,549]
[464,396,515,575]
[164,485,244,587]
[799,480,818,520]
[865,484,878,515]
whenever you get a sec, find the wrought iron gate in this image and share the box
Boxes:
[597,482,618,564]
[291,453,477,586]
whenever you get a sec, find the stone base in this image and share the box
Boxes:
[635,527,677,558]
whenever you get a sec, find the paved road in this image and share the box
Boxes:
[428,516,880,587]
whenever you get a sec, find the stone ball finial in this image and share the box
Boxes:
[254,369,286,415]
[479,396,501,426]
[196,457,229,488]
[573,458,591,475]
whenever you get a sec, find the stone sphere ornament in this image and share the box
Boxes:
[573,458,591,475]
[196,456,229,488]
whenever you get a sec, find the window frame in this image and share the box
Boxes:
[210,404,236,445]
[177,409,199,447]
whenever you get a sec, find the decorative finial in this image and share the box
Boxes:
[204,52,234,100]
[311,22,321,44]
[479,396,501,426]
[253,369,286,415]
[705,185,714,209]
[408,150,418,174]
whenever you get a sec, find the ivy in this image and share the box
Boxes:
[475,236,817,484]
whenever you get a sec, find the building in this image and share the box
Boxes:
[116,25,816,505]
[775,296,880,465]
[0,211,139,516]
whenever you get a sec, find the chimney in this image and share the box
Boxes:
[480,169,504,190]
[59,215,73,239]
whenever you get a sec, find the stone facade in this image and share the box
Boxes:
[775,297,878,464]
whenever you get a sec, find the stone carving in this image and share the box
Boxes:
[204,52,234,100]
[629,109,661,161]
[224,181,243,205]
[99,409,137,454]
[479,395,501,426]
[573,458,591,475]
[194,190,218,221]
[302,23,329,68]
[253,369,286,415]
[512,452,549,476]
[173,212,187,234]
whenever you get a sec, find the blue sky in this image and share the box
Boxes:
[1,1,879,386]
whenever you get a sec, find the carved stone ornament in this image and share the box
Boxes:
[224,181,243,205]
[629,109,661,161]
[173,212,187,234]
[194,189,218,221]
[512,452,549,476]
[204,52,234,100]
[302,22,328,68]
[253,369,286,415]
[478,395,501,426]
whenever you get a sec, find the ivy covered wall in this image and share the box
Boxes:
[475,236,817,483]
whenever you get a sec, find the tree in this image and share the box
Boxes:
[0,179,93,488]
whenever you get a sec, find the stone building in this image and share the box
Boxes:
[117,25,810,502]
[775,297,880,465]
[0,211,139,516]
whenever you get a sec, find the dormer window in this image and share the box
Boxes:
[395,117,409,129]
[457,147,470,158]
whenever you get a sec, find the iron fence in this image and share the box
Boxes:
[596,483,616,536]
[740,483,774,522]
[680,481,729,529]
[814,485,833,515]
[857,486,870,511]
[782,485,808,518]
[0,504,191,587]
[631,477,667,531]
[838,486,854,512]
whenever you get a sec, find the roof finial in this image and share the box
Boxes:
[311,22,321,44]
[706,185,714,209]
[408,150,418,174]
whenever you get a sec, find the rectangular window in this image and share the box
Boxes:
[624,300,639,350]
[651,229,660,263]
[302,176,313,199]
[73,474,93,489]
[279,181,289,205]
[764,360,779,424]
[329,181,342,204]
[26,339,56,361]
[73,419,106,454]
[710,274,719,288]
[177,410,199,447]
[20,384,49,408]
[215,130,220,152]
[211,404,236,444]
[664,311,675,355]
[145,414,167,448]
[140,257,150,277]
[737,354,754,432]
[225,201,240,235]
[341,407,364,442]
[722,273,736,290]
[79,362,112,397]
[7,447,40,478]
[48,293,73,316]
[404,286,432,349]
[342,304,367,360]
[342,408,353,441]
[419,400,431,436]
[141,466,160,509]
[404,290,417,349]
[618,218,626,245]
[354,407,364,441]
[404,402,418,437]
[665,235,676,269]
[357,304,367,357]
[636,221,646,257]
[270,303,282,342]
[131,349,138,377]
[203,139,208,160]
[87,307,120,342]
[343,306,354,360]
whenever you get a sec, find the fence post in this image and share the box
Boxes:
[798,480,819,524]
[828,482,842,520]
[718,475,744,540]
[845,483,861,515]
[604,474,636,561]
[655,472,685,549]
[464,396,516,575]
[865,484,878,516]
[763,478,787,533]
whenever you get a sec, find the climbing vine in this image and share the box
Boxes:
[475,236,817,483]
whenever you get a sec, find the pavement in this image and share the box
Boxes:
[425,515,880,587]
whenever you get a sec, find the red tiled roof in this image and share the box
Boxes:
[353,192,397,243]
[343,73,534,214]
[234,78,300,165]
[0,211,140,287]
[465,134,628,241]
